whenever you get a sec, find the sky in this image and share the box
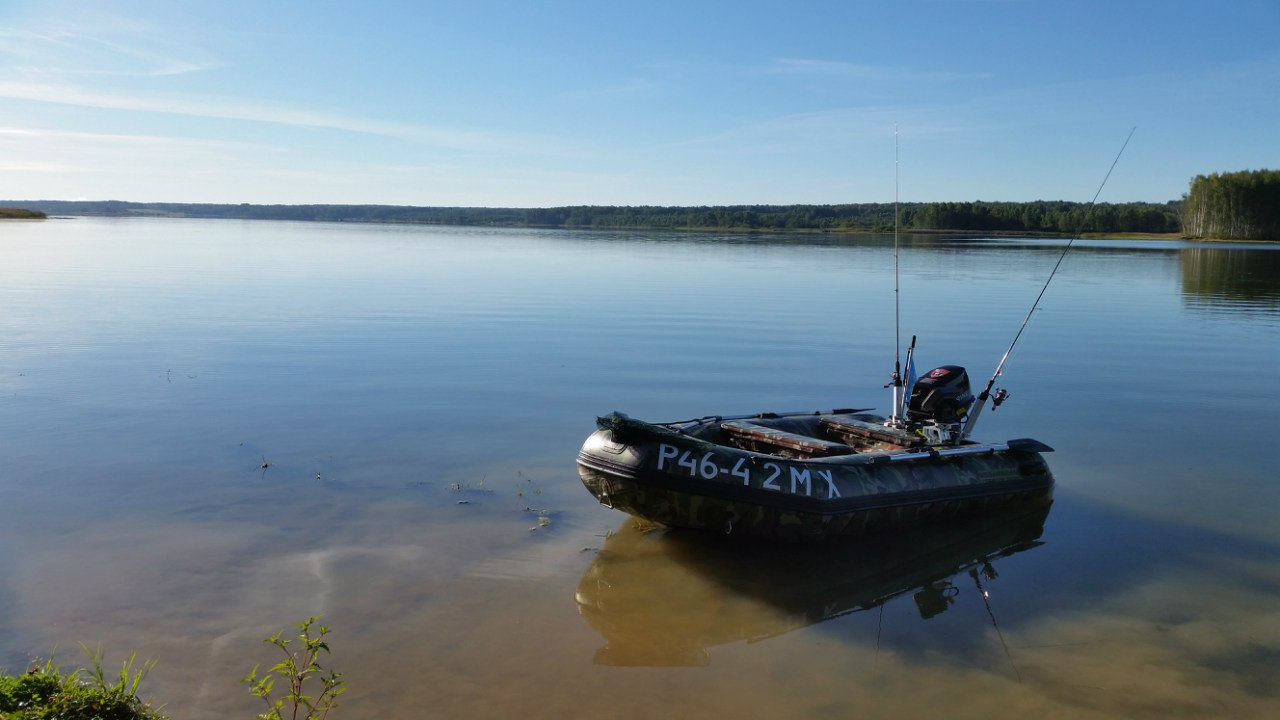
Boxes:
[1,0,1277,207]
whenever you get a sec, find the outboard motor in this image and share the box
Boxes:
[907,365,975,425]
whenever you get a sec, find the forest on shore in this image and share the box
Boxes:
[0,207,46,219]
[4,199,1182,235]
[7,170,1279,240]
[1181,169,1280,240]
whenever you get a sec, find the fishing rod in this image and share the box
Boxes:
[959,126,1137,442]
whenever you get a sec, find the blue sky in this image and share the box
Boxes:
[1,0,1276,206]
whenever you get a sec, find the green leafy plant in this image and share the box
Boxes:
[242,616,345,720]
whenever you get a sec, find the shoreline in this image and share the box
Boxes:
[23,215,1279,243]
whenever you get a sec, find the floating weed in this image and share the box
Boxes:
[515,471,558,532]
[514,471,544,508]
[450,476,492,496]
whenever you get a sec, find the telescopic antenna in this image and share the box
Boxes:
[894,123,901,367]
[889,124,904,426]
[959,126,1137,442]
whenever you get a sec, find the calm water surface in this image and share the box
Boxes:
[1,218,1277,718]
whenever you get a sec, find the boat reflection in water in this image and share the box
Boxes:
[575,497,1051,666]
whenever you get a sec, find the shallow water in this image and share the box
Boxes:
[1,218,1277,718]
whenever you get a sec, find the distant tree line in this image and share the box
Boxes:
[904,200,1179,234]
[10,199,1184,234]
[0,207,46,219]
[524,203,902,230]
[1181,169,1280,241]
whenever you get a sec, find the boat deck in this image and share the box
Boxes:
[689,412,929,459]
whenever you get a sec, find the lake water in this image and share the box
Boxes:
[1,218,1277,718]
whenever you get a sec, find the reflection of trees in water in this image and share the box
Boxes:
[1180,248,1280,308]
[575,498,1051,667]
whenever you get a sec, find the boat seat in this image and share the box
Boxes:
[721,420,855,458]
[820,416,925,448]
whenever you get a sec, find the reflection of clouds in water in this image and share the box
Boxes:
[7,505,469,719]
[193,549,334,713]
[192,544,430,712]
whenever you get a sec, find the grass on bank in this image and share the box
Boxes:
[1,617,342,720]
[0,648,166,720]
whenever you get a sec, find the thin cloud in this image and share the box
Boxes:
[0,124,265,149]
[0,13,524,153]
[0,23,216,78]
[75,34,215,77]
[0,124,280,174]
[0,160,74,173]
[0,80,504,152]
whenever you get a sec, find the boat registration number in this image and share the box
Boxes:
[655,443,840,498]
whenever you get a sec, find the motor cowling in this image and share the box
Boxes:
[907,365,974,424]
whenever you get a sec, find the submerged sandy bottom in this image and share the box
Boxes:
[4,480,1276,720]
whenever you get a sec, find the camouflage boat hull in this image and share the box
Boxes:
[577,411,1054,541]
